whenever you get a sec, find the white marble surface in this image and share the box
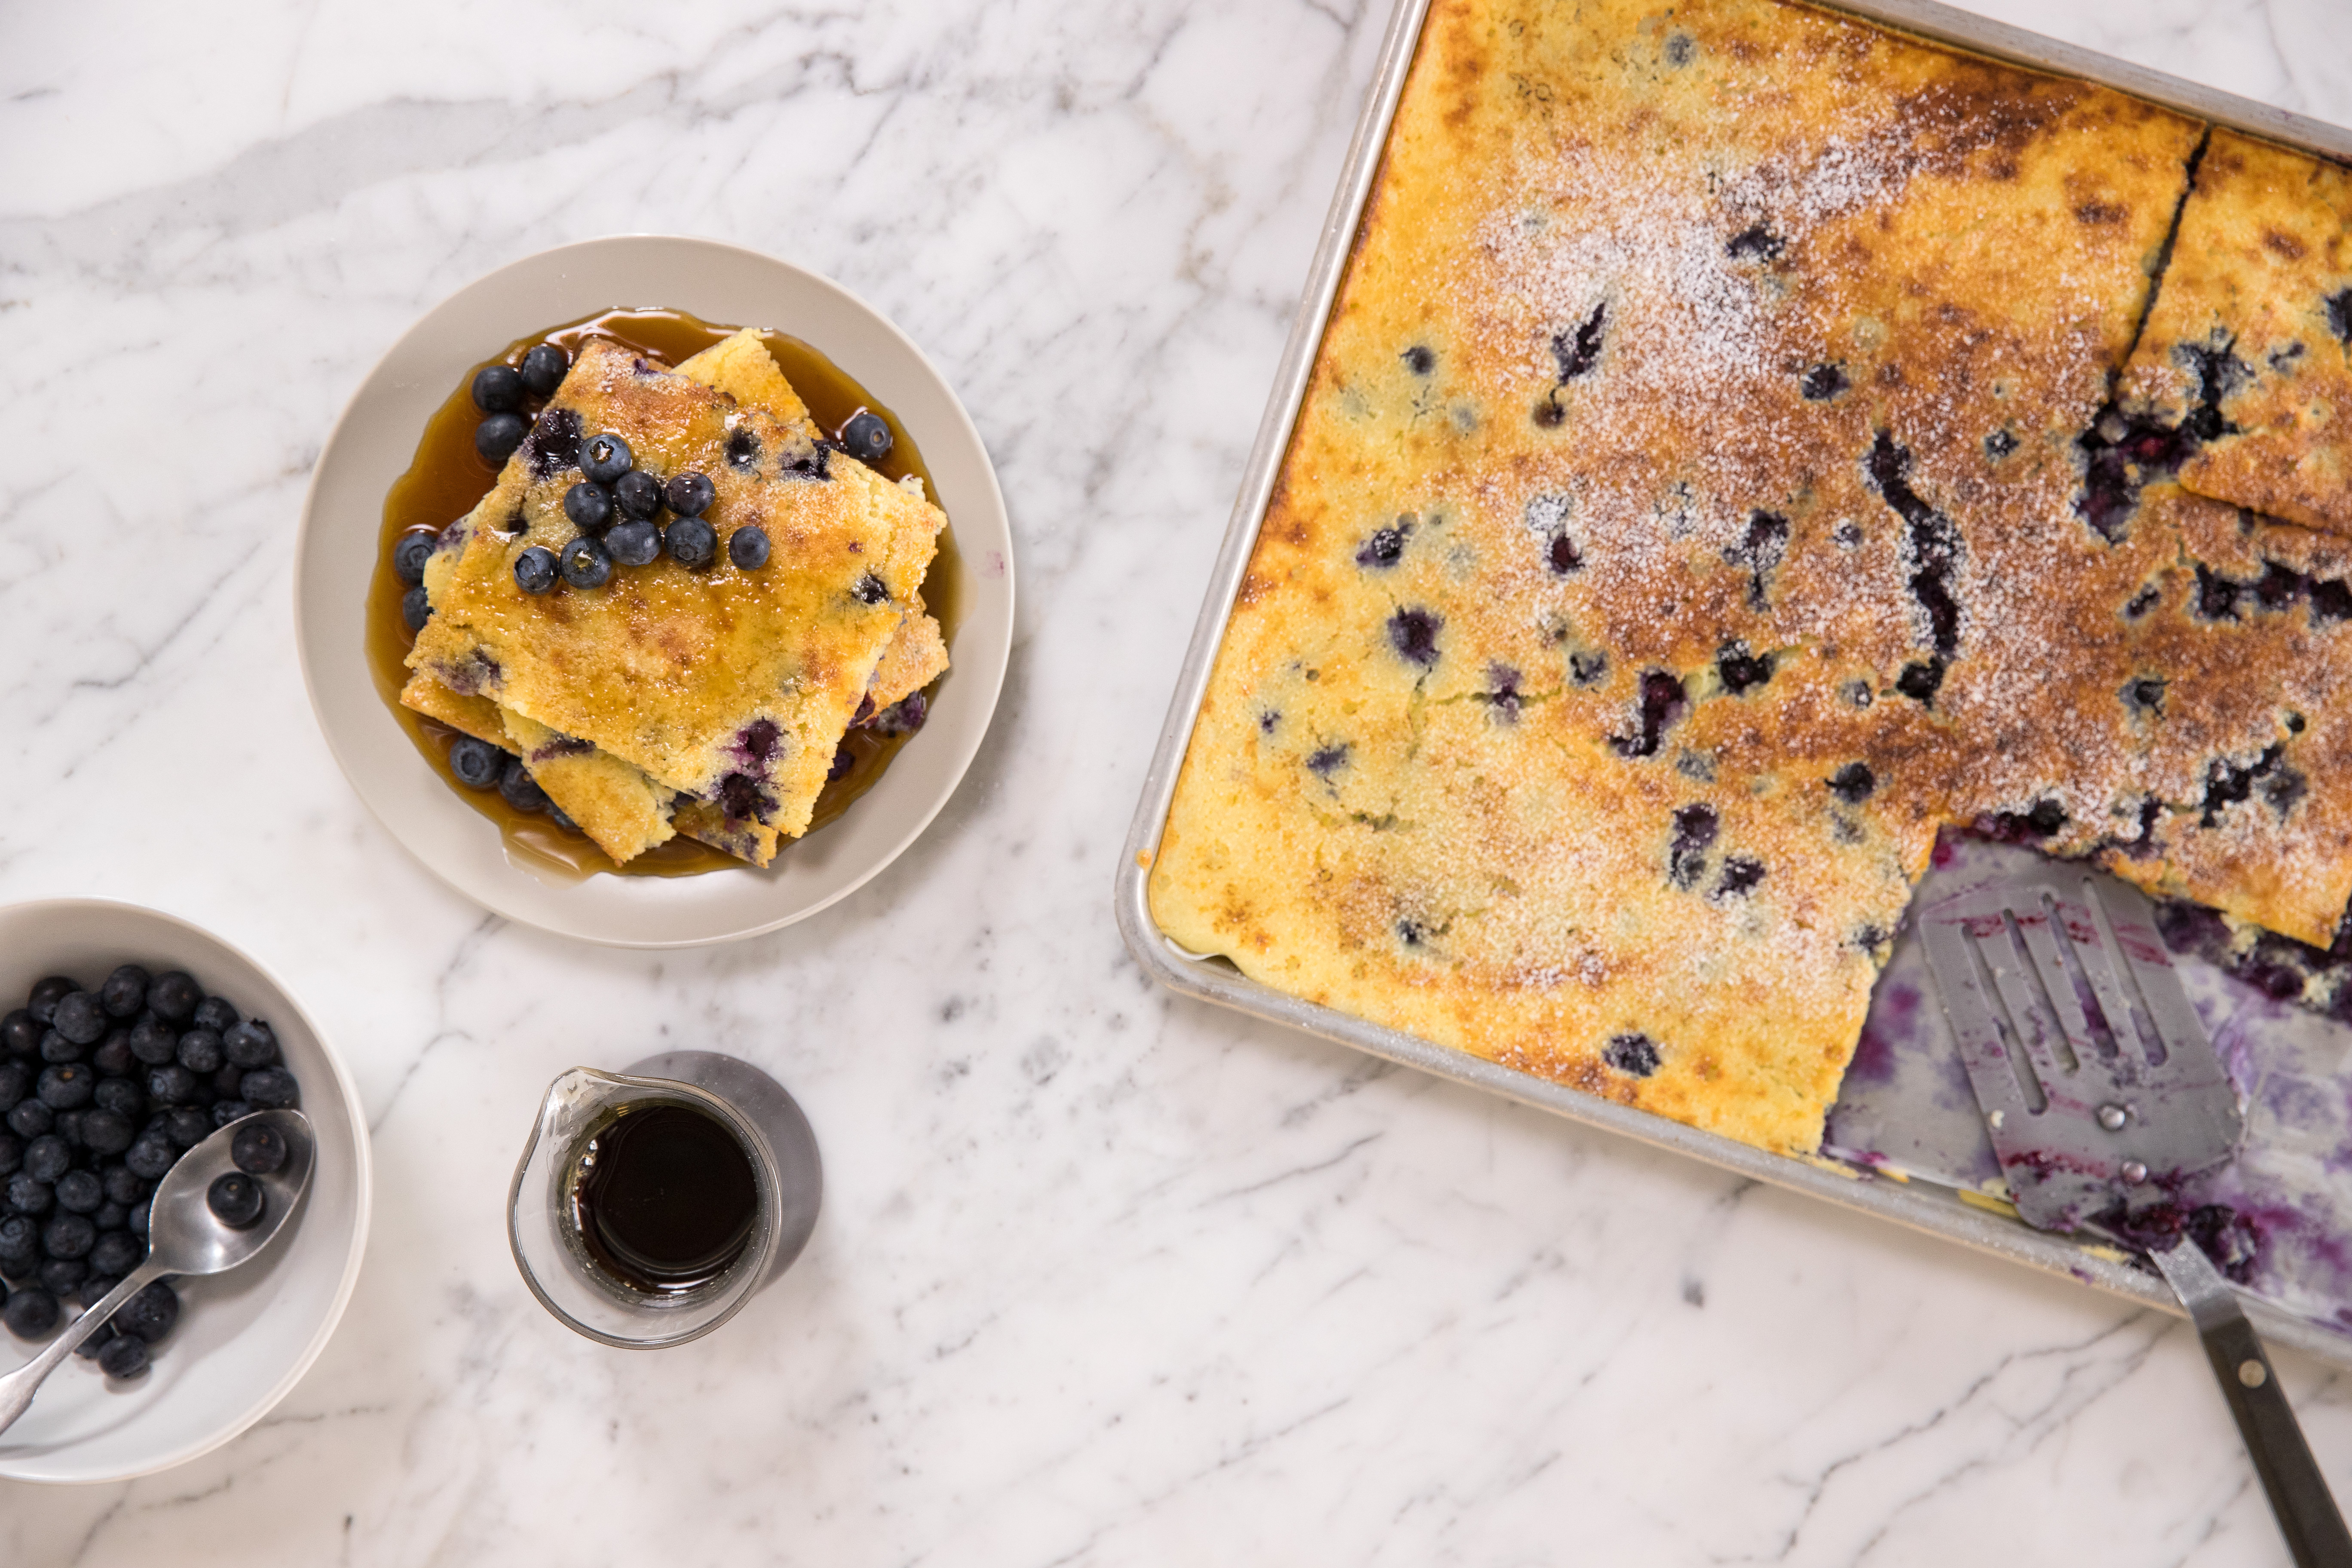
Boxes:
[0,0,2347,1560]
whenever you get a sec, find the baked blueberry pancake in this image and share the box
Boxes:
[1151,0,2352,1154]
[398,332,949,867]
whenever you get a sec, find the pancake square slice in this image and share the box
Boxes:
[2123,129,2352,535]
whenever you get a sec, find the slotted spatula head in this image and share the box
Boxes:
[1917,858,2245,1233]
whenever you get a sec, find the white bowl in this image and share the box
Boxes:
[0,900,372,1484]
[296,236,1016,947]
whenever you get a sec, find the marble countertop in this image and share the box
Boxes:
[1,0,2347,1560]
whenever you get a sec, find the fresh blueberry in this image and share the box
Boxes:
[514,545,560,595]
[0,1215,35,1268]
[77,1111,132,1157]
[393,530,437,585]
[98,966,150,1020]
[126,1204,147,1240]
[729,525,770,570]
[471,364,524,413]
[26,978,75,1026]
[559,535,611,590]
[448,736,507,790]
[0,1010,36,1057]
[97,1332,148,1378]
[90,1232,143,1279]
[0,1061,26,1111]
[6,1100,52,1139]
[73,1316,112,1357]
[0,1134,19,1177]
[498,757,548,815]
[211,1063,245,1100]
[6,1173,52,1216]
[113,1279,178,1344]
[23,1137,68,1184]
[52,991,106,1047]
[123,1136,174,1181]
[222,1020,278,1070]
[145,1065,196,1106]
[3,1287,58,1339]
[91,1030,134,1078]
[193,997,238,1034]
[52,1110,86,1150]
[838,410,892,465]
[665,516,717,568]
[42,1213,94,1261]
[76,1273,118,1308]
[176,1030,224,1075]
[162,1108,210,1150]
[101,1167,146,1206]
[37,1258,84,1294]
[564,481,613,532]
[581,432,633,484]
[230,1121,288,1176]
[402,586,433,632]
[207,1173,266,1231]
[92,1202,125,1233]
[665,471,714,517]
[39,1029,83,1066]
[239,1069,300,1111]
[53,1171,100,1216]
[126,1017,177,1066]
[147,972,200,1023]
[614,469,662,519]
[545,804,581,835]
[476,411,530,465]
[36,1064,92,1111]
[211,1099,253,1129]
[606,518,660,567]
[520,343,570,398]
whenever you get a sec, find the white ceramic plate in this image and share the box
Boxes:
[0,900,371,1484]
[296,236,1015,947]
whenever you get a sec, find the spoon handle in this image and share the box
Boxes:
[0,1263,162,1435]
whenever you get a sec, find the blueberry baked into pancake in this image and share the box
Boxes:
[390,326,949,870]
[1149,0,2352,1155]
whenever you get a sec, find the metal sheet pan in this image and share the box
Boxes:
[1116,0,2352,1370]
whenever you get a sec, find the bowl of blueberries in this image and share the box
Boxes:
[0,899,370,1483]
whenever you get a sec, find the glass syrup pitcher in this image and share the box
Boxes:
[508,1051,821,1348]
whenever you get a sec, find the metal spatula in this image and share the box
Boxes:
[1918,859,2351,1567]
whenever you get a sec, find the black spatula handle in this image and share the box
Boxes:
[2195,1314,2351,1568]
[2156,1242,2352,1568]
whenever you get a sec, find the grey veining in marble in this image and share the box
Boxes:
[0,0,2347,1562]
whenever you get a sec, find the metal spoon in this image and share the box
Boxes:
[0,1109,313,1433]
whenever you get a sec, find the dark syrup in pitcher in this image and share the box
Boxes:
[569,1103,761,1295]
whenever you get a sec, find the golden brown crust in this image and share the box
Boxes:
[496,707,678,863]
[1151,0,2352,1156]
[868,599,950,711]
[398,668,507,746]
[675,330,818,436]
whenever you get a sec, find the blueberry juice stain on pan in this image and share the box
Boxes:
[364,305,967,880]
